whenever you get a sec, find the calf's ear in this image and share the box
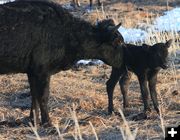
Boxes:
[165,39,173,48]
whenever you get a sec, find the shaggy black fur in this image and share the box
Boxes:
[0,0,124,125]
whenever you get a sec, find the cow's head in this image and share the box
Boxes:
[95,19,125,68]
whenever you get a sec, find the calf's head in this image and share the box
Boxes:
[95,19,125,68]
[149,39,172,69]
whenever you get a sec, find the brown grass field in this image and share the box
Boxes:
[0,0,179,139]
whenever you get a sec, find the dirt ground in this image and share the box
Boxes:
[0,0,180,140]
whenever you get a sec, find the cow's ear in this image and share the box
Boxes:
[165,39,172,48]
[108,22,122,33]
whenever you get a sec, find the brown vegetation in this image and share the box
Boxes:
[0,0,179,139]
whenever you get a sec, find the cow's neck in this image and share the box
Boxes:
[72,28,102,60]
[65,15,103,60]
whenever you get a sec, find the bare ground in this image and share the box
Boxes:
[0,0,180,139]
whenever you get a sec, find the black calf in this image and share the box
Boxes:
[106,40,172,115]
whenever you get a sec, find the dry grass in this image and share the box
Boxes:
[0,0,180,139]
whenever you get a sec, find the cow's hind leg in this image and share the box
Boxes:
[37,74,51,125]
[28,73,51,125]
[119,71,132,108]
[28,73,40,125]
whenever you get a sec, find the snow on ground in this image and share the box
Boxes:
[153,8,180,32]
[119,8,180,43]
[118,27,147,43]
[77,60,104,65]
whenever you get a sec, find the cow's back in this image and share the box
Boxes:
[0,1,70,74]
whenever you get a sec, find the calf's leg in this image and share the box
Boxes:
[119,71,132,108]
[106,68,122,114]
[138,74,151,112]
[148,70,159,114]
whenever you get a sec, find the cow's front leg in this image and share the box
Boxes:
[138,74,151,113]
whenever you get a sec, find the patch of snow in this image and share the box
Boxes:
[77,60,104,65]
[153,8,180,32]
[77,60,92,65]
[118,8,180,43]
[118,27,148,43]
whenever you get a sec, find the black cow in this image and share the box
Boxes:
[106,40,172,116]
[0,0,124,125]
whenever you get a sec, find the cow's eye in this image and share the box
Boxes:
[112,38,121,46]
